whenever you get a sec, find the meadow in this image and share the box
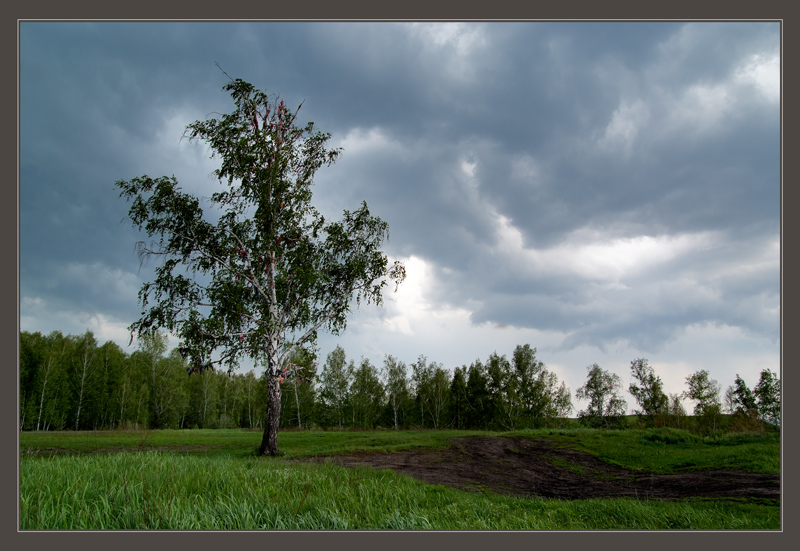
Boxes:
[19,427,780,530]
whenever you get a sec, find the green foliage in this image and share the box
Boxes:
[349,358,384,429]
[729,374,757,415]
[627,358,668,420]
[753,369,780,425]
[447,366,468,430]
[317,346,351,428]
[382,354,411,430]
[683,370,722,433]
[576,364,627,428]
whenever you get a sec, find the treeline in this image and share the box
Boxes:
[19,330,780,433]
[18,331,573,431]
[572,359,780,433]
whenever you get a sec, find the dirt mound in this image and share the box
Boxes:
[304,436,779,502]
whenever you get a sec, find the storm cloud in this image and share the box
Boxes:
[19,21,780,404]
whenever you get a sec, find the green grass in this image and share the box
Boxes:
[19,427,781,529]
[20,428,499,459]
[19,451,779,530]
[507,427,780,474]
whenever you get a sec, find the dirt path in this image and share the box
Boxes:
[303,436,780,502]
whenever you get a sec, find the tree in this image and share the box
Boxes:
[486,352,519,429]
[683,370,721,432]
[464,360,491,429]
[350,358,384,428]
[541,371,573,426]
[70,330,99,431]
[383,354,409,430]
[410,355,433,428]
[280,346,317,429]
[116,76,404,455]
[427,363,451,429]
[34,331,70,431]
[627,358,668,419]
[448,366,468,429]
[729,374,757,416]
[512,344,546,423]
[20,331,45,430]
[319,345,351,429]
[754,369,780,425]
[137,331,172,429]
[682,370,721,416]
[576,364,627,428]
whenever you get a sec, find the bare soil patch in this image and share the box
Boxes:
[303,436,779,502]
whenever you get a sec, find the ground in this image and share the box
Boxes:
[302,436,780,502]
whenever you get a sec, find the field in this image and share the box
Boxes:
[19,427,780,530]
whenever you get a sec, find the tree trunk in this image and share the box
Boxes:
[259,378,282,456]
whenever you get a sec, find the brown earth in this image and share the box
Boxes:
[302,436,780,502]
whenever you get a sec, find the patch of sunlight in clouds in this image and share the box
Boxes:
[735,52,780,103]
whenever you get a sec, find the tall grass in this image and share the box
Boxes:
[20,451,779,530]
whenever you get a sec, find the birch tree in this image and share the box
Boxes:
[116,76,404,455]
[319,345,351,429]
[382,354,409,430]
[71,331,98,431]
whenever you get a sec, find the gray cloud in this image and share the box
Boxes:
[20,22,779,387]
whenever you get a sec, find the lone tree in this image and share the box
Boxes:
[116,76,405,455]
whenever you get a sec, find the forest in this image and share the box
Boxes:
[18,329,779,434]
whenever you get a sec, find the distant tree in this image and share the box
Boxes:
[350,358,384,428]
[627,358,668,419]
[96,341,127,429]
[383,354,409,430]
[754,369,780,425]
[729,374,757,416]
[448,366,468,429]
[70,331,99,430]
[116,76,404,454]
[683,370,722,432]
[319,346,351,428]
[486,352,520,429]
[723,384,737,414]
[682,370,721,417]
[280,346,318,429]
[240,370,260,428]
[34,331,71,431]
[576,363,627,428]
[512,344,546,424]
[541,371,573,425]
[511,344,571,427]
[427,363,451,429]
[464,360,492,429]
[19,331,45,430]
[411,355,434,428]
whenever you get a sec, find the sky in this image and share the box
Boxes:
[19,21,781,413]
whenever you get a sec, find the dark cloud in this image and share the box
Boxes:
[20,22,779,374]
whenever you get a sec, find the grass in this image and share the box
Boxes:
[19,451,779,530]
[19,427,781,530]
[507,427,780,474]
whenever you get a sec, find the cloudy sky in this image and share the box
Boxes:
[19,21,780,411]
